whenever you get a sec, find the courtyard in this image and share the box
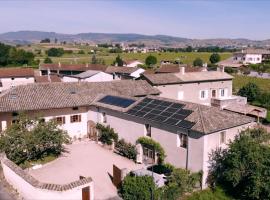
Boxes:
[29,140,144,200]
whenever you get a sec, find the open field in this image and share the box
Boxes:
[233,75,270,93]
[39,52,232,65]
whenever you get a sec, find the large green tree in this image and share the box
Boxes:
[114,55,124,66]
[145,55,157,67]
[47,48,64,57]
[209,53,221,64]
[0,114,70,165]
[237,82,260,102]
[208,128,270,200]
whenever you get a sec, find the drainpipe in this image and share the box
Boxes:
[185,130,189,170]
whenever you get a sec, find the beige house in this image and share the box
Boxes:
[0,81,255,188]
[142,67,267,119]
[0,68,35,93]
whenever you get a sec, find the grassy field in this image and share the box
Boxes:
[233,75,270,93]
[40,52,232,65]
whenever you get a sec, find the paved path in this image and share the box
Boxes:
[29,141,143,200]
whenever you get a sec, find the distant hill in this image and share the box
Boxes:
[0,31,269,47]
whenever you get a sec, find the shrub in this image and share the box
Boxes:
[115,139,137,161]
[136,137,165,164]
[184,187,231,200]
[96,123,118,145]
[149,163,175,176]
[44,57,53,64]
[209,53,221,64]
[193,58,203,67]
[78,50,85,54]
[119,175,160,200]
[47,48,64,57]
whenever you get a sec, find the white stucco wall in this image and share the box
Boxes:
[244,54,262,64]
[1,160,94,200]
[0,77,35,92]
[156,80,232,106]
[201,122,256,188]
[62,72,113,83]
[0,107,88,139]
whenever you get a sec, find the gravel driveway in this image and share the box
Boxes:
[29,140,143,200]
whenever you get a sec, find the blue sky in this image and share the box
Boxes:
[0,0,269,40]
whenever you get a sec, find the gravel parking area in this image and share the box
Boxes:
[29,140,143,200]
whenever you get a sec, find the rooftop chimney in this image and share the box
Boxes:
[58,62,61,68]
[180,66,185,75]
[86,63,89,68]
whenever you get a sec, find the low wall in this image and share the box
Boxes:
[0,155,94,200]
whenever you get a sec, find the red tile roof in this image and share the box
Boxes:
[35,75,62,83]
[40,64,108,72]
[0,68,34,78]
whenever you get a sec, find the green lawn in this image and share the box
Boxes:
[19,155,57,169]
[41,52,232,65]
[233,75,270,93]
[184,188,233,200]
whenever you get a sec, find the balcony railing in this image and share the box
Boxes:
[211,95,247,108]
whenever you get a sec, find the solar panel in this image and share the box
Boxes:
[125,97,194,130]
[170,103,184,109]
[164,118,180,126]
[177,109,192,116]
[177,120,195,129]
[98,95,135,108]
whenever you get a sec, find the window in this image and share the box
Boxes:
[70,115,81,123]
[11,78,14,80]
[177,133,187,148]
[220,89,225,97]
[0,82,2,87]
[54,116,65,125]
[200,90,208,100]
[101,112,107,123]
[12,112,18,117]
[145,124,151,137]
[143,146,155,159]
[220,131,226,144]
[178,91,184,100]
[211,90,216,98]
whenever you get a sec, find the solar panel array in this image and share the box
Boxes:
[126,98,195,129]
[98,95,135,108]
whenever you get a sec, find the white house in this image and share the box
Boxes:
[0,83,255,188]
[233,49,270,65]
[123,60,143,68]
[0,68,35,93]
[61,70,113,83]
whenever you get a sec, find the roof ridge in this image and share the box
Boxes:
[197,105,207,133]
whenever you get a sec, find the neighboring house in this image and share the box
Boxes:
[142,67,233,106]
[39,63,107,76]
[0,68,35,93]
[123,60,143,68]
[0,80,160,137]
[0,83,255,189]
[155,64,204,74]
[142,67,267,119]
[217,57,243,69]
[233,49,270,65]
[106,66,145,80]
[61,70,113,83]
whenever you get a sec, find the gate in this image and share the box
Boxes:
[87,120,97,141]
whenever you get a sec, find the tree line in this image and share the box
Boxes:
[0,43,36,66]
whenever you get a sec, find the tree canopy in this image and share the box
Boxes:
[237,82,260,102]
[208,128,270,200]
[145,55,157,67]
[0,43,35,66]
[0,114,70,165]
[193,58,203,67]
[44,57,53,64]
[46,48,64,57]
[209,53,221,64]
[113,55,124,66]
